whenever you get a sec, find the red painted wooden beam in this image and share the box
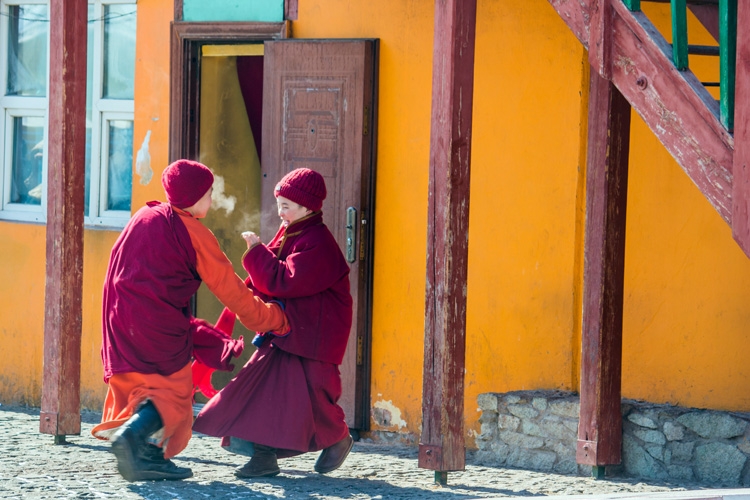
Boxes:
[548,0,734,224]
[732,1,750,253]
[40,0,87,438]
[610,1,732,222]
[577,70,631,467]
[688,4,719,42]
[174,0,183,21]
[418,0,477,474]
[285,0,298,20]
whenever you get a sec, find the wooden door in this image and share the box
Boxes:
[261,39,378,430]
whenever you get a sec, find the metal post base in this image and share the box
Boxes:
[592,465,606,479]
[434,471,448,486]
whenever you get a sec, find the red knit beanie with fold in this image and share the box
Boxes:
[161,160,214,209]
[274,168,327,212]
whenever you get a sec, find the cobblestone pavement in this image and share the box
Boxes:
[0,404,737,499]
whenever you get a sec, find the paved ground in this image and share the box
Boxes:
[1,403,748,499]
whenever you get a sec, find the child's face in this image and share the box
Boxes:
[277,195,311,226]
[187,186,213,218]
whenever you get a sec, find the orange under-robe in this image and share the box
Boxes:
[91,365,193,459]
[93,206,289,457]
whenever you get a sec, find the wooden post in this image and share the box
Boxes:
[174,0,183,21]
[418,0,477,476]
[688,4,719,42]
[40,0,87,439]
[732,0,750,253]
[576,70,631,471]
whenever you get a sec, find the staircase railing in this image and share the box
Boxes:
[623,0,737,131]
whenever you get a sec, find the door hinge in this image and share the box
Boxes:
[356,336,364,365]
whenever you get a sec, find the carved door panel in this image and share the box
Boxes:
[261,39,377,430]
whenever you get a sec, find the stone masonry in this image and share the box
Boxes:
[475,390,750,487]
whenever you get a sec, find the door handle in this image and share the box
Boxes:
[346,207,357,263]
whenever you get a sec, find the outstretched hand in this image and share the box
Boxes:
[241,231,261,248]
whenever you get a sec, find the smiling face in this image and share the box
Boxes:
[276,195,311,226]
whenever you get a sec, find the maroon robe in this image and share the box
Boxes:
[101,202,199,382]
[193,211,353,455]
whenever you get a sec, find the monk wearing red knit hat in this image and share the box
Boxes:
[194,167,355,478]
[92,159,289,482]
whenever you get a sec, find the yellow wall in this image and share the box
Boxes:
[0,222,117,408]
[293,0,588,441]
[1,0,749,452]
[0,223,46,404]
[292,0,750,442]
[621,4,750,411]
[132,0,174,210]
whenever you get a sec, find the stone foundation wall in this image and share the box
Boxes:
[475,390,750,487]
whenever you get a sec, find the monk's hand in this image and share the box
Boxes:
[241,231,261,248]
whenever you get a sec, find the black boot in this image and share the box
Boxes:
[235,444,280,478]
[111,400,192,481]
[139,444,193,480]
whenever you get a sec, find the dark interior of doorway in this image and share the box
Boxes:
[236,56,264,161]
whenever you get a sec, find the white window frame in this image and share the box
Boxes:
[0,0,136,229]
[1,107,48,222]
[86,0,135,228]
[93,111,133,226]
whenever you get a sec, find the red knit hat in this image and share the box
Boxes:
[274,168,327,212]
[161,160,214,209]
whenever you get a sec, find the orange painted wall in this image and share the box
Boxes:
[621,4,750,411]
[293,0,587,441]
[0,223,46,404]
[292,0,750,444]
[1,0,749,453]
[0,222,117,408]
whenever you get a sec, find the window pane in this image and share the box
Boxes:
[6,5,48,97]
[106,120,133,211]
[103,5,136,99]
[10,116,44,205]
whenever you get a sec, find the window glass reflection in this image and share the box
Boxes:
[10,116,44,205]
[103,5,136,99]
[6,5,48,97]
[106,120,133,211]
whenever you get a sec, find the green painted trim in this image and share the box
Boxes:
[720,0,737,130]
[183,0,283,22]
[671,0,689,70]
[622,0,641,12]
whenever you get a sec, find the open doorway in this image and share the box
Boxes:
[193,44,266,398]
[170,23,378,432]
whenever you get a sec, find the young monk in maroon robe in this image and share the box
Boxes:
[193,168,354,478]
[92,160,289,482]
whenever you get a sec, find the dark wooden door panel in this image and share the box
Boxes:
[262,39,377,429]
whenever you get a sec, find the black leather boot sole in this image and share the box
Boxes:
[111,400,192,481]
